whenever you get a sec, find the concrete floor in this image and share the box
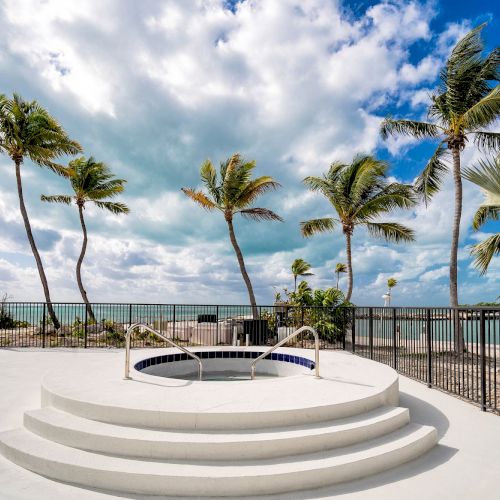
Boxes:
[0,348,498,500]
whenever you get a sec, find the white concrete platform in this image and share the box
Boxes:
[0,348,497,499]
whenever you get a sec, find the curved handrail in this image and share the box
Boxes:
[250,325,320,380]
[124,323,203,381]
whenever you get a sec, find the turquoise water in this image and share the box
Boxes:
[4,304,500,345]
[354,318,500,344]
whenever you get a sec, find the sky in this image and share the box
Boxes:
[0,0,499,306]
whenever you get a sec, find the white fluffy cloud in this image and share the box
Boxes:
[0,0,495,306]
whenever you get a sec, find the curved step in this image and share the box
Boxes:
[24,406,410,460]
[41,379,399,430]
[0,424,437,497]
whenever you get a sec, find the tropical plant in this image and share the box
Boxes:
[182,153,282,317]
[463,154,500,274]
[300,155,416,301]
[380,24,500,308]
[291,258,313,291]
[41,157,129,322]
[334,263,347,290]
[0,93,82,329]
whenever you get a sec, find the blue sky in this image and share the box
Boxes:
[0,0,499,306]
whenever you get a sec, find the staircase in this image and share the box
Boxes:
[0,348,437,497]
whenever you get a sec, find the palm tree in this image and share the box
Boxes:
[42,157,129,322]
[463,154,500,274]
[291,258,313,292]
[386,278,398,306]
[380,24,500,308]
[300,155,416,302]
[182,153,282,317]
[334,263,347,290]
[0,93,82,329]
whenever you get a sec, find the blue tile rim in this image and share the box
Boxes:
[134,350,315,371]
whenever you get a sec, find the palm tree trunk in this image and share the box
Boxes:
[336,273,339,290]
[294,275,297,292]
[14,159,60,330]
[77,203,96,323]
[450,147,465,352]
[345,232,353,302]
[226,217,258,319]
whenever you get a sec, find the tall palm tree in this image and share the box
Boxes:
[182,153,282,317]
[380,24,500,307]
[41,157,129,322]
[334,263,347,290]
[291,258,313,292]
[300,155,416,302]
[463,154,500,274]
[0,93,82,329]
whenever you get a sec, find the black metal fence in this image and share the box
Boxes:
[0,302,498,413]
[0,302,346,350]
[346,307,499,414]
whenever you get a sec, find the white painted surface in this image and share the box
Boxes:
[0,348,497,499]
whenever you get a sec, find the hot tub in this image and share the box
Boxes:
[134,349,316,381]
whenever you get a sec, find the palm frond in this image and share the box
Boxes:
[235,176,281,207]
[200,160,220,202]
[302,176,333,194]
[238,208,283,222]
[473,131,500,151]
[354,183,417,221]
[415,143,450,204]
[300,218,337,237]
[40,195,72,205]
[471,234,500,274]
[461,86,500,131]
[463,155,500,200]
[181,188,219,211]
[93,201,130,214]
[471,205,500,230]
[365,222,415,243]
[380,118,441,140]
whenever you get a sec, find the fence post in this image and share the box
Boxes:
[426,308,432,388]
[342,308,346,350]
[84,306,88,349]
[173,305,176,340]
[369,307,373,360]
[216,305,219,345]
[42,304,46,349]
[351,308,356,353]
[128,304,133,348]
[392,308,397,369]
[480,309,487,412]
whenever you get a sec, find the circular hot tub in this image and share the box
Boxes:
[134,349,316,381]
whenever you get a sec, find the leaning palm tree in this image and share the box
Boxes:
[0,93,82,329]
[182,154,282,317]
[380,24,500,308]
[463,154,500,274]
[300,155,416,302]
[291,258,313,292]
[334,263,347,290]
[42,157,129,322]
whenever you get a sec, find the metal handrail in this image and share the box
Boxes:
[250,325,320,380]
[124,323,203,381]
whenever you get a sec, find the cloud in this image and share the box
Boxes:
[0,0,495,306]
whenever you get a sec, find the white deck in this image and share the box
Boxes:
[0,348,498,499]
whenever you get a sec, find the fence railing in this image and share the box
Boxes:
[0,302,498,413]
